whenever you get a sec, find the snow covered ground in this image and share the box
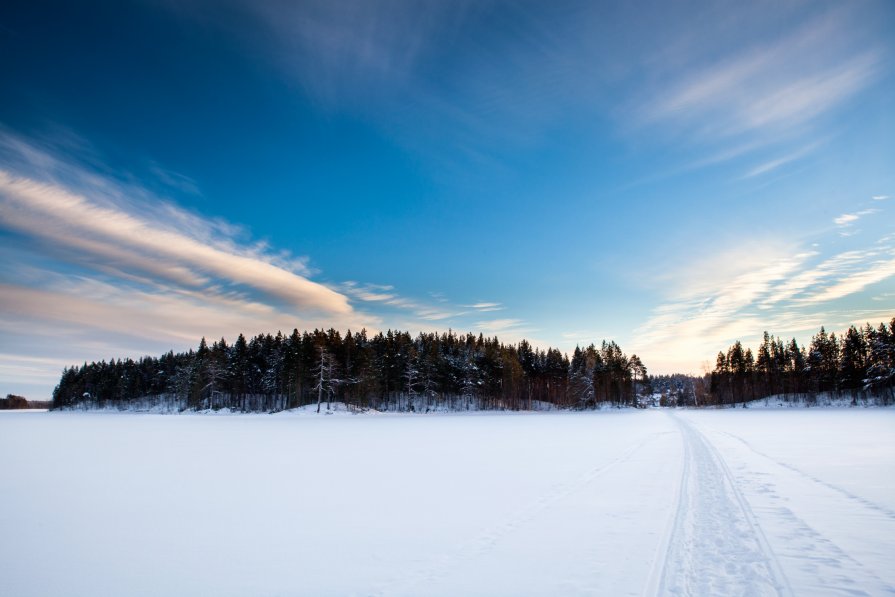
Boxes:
[1,408,892,596]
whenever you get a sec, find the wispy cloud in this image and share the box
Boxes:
[341,281,521,330]
[0,270,382,399]
[834,208,878,227]
[632,234,895,373]
[341,281,397,302]
[148,162,201,196]
[462,302,504,312]
[474,318,527,336]
[625,4,886,184]
[0,170,352,314]
[251,0,464,110]
[0,132,393,396]
[873,195,890,201]
[797,250,895,305]
[735,52,878,133]
[639,10,880,139]
[743,141,824,178]
[164,2,886,182]
[0,353,69,386]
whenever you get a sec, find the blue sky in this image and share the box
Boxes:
[1,0,894,398]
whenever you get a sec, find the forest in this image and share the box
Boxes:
[52,329,647,412]
[710,319,895,405]
[50,319,895,412]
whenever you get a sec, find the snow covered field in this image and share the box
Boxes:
[1,409,892,596]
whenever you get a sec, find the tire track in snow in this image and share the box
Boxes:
[372,430,664,596]
[659,413,792,597]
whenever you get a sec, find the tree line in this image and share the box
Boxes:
[710,319,895,405]
[0,394,52,410]
[52,329,648,412]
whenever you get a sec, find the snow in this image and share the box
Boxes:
[1,409,892,596]
[722,392,893,409]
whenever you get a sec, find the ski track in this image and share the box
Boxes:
[696,425,895,595]
[643,412,690,597]
[374,413,893,597]
[659,412,791,597]
[4,413,891,596]
[717,429,895,522]
[372,431,665,596]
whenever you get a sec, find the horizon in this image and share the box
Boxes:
[2,0,894,399]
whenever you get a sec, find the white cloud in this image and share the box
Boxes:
[0,134,394,397]
[834,213,859,226]
[356,292,396,301]
[474,318,526,335]
[834,208,879,227]
[743,141,823,178]
[468,302,500,309]
[462,302,504,312]
[0,273,381,399]
[340,281,401,303]
[636,7,881,156]
[735,52,877,133]
[872,195,889,201]
[416,309,460,322]
[0,171,351,314]
[0,354,69,386]
[162,2,884,183]
[341,283,521,331]
[631,238,895,374]
[797,251,895,305]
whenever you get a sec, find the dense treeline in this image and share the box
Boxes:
[0,394,51,409]
[711,319,895,405]
[53,329,648,412]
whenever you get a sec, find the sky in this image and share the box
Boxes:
[1,0,894,399]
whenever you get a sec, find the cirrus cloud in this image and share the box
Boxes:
[0,170,351,314]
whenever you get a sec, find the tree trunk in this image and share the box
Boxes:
[316,365,323,414]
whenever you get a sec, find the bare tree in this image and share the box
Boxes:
[404,357,421,412]
[312,348,351,412]
[312,347,335,413]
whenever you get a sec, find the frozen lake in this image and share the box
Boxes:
[1,408,893,596]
